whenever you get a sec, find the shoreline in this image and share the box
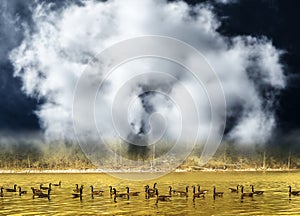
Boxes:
[0,168,298,174]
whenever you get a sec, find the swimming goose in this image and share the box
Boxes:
[229,185,239,193]
[240,186,253,198]
[18,186,27,196]
[173,186,189,197]
[250,185,264,195]
[38,189,51,199]
[145,185,156,198]
[288,186,300,196]
[156,189,171,203]
[31,187,43,196]
[126,187,140,196]
[53,181,61,187]
[90,185,104,196]
[6,184,17,192]
[197,184,208,194]
[113,188,128,202]
[40,183,51,190]
[213,186,224,197]
[0,187,4,197]
[72,185,83,199]
[192,185,205,201]
[114,188,129,198]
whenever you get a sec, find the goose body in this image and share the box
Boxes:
[73,184,80,193]
[38,189,51,199]
[251,185,264,195]
[40,183,51,190]
[6,184,17,192]
[127,187,140,196]
[18,186,27,196]
[0,187,4,197]
[90,185,104,196]
[241,186,253,198]
[72,186,83,198]
[213,186,224,197]
[156,189,171,203]
[289,186,300,196]
[192,186,205,201]
[31,187,42,196]
[145,185,156,198]
[172,186,189,197]
[114,188,128,198]
[53,181,61,187]
[197,185,208,194]
[229,185,239,193]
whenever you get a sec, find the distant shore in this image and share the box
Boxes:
[0,168,298,174]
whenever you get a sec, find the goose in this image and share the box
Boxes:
[72,185,83,199]
[288,186,300,196]
[155,189,171,203]
[229,185,239,193]
[0,187,4,197]
[90,185,104,196]
[197,184,208,194]
[112,188,128,202]
[172,186,189,197]
[18,186,27,196]
[145,185,155,198]
[168,186,173,196]
[31,187,43,196]
[6,184,17,192]
[114,188,129,198]
[192,185,205,201]
[213,186,224,197]
[74,184,80,193]
[40,183,51,190]
[250,185,264,195]
[38,189,51,199]
[240,186,253,198]
[126,187,140,196]
[53,181,61,187]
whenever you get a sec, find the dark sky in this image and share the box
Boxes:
[0,0,299,143]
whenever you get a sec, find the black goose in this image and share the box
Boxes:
[6,184,17,192]
[113,188,128,202]
[197,184,208,194]
[40,183,51,190]
[90,185,104,196]
[73,184,80,193]
[240,186,253,198]
[251,185,264,195]
[0,187,4,197]
[127,187,140,196]
[213,186,224,197]
[53,181,61,187]
[72,185,83,199]
[31,187,43,196]
[229,185,239,193]
[145,185,155,198]
[173,186,189,197]
[38,189,51,199]
[192,185,205,201]
[288,186,300,196]
[114,188,129,198]
[18,186,27,196]
[155,189,171,203]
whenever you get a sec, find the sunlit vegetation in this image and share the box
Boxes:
[0,140,299,170]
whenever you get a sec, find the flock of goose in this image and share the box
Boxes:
[1,182,300,203]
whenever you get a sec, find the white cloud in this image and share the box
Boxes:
[9,0,285,146]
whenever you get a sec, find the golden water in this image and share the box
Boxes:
[0,171,300,215]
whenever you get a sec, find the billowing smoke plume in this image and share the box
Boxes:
[9,0,285,151]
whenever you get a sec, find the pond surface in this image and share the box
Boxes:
[0,171,300,215]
